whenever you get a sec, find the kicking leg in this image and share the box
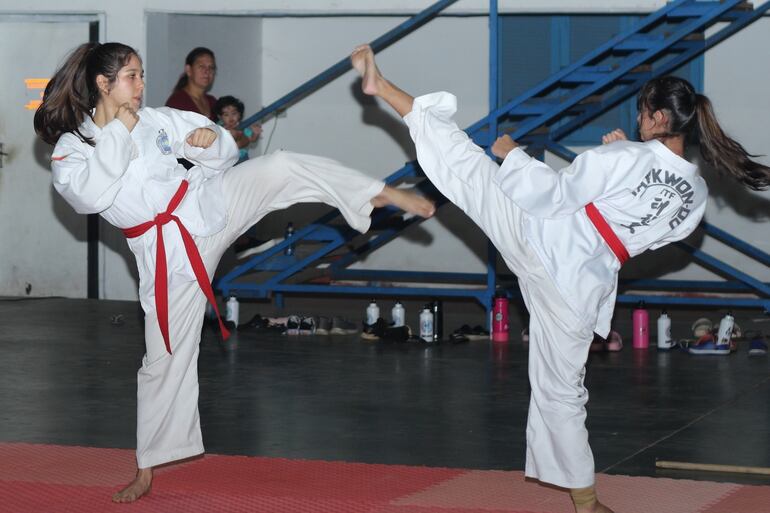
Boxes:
[352,43,531,276]
[371,185,435,219]
[218,150,433,246]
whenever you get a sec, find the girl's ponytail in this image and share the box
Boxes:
[694,94,770,191]
[34,43,98,146]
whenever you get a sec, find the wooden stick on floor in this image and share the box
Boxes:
[656,460,770,476]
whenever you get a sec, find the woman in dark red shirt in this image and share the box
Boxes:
[166,47,217,122]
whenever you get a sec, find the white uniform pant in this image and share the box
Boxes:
[135,150,385,469]
[404,98,596,489]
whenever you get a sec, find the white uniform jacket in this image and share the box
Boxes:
[495,137,708,336]
[51,107,239,309]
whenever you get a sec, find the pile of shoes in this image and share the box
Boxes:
[360,318,415,343]
[686,317,744,355]
[236,314,287,333]
[238,314,359,336]
[686,318,726,355]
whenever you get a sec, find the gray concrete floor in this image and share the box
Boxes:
[0,296,768,486]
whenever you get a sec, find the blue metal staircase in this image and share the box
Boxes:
[218,0,770,316]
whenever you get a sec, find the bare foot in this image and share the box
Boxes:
[112,468,152,503]
[350,44,384,96]
[575,501,614,513]
[372,185,435,218]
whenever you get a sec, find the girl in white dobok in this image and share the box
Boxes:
[34,42,435,503]
[350,44,769,513]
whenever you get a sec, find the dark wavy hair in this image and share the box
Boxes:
[214,95,245,118]
[33,42,138,146]
[173,47,216,92]
[638,76,769,190]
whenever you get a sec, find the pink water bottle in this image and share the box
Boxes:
[632,301,649,349]
[491,292,509,342]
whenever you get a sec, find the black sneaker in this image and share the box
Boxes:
[299,316,316,335]
[361,318,387,340]
[382,325,411,343]
[284,315,301,335]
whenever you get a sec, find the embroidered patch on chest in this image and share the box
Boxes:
[156,129,172,155]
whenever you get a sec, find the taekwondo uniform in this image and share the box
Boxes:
[51,107,386,469]
[403,92,707,488]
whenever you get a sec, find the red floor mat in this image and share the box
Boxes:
[0,443,767,513]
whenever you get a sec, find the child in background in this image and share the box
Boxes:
[215,95,262,164]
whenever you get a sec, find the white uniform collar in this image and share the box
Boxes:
[646,138,698,174]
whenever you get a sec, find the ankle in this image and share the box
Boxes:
[571,485,597,510]
[136,468,153,481]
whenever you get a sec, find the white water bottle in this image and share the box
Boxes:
[366,300,380,326]
[419,306,433,342]
[716,312,735,347]
[657,310,673,350]
[391,301,405,327]
[225,296,239,327]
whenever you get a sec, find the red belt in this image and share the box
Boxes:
[123,180,230,354]
[585,202,629,265]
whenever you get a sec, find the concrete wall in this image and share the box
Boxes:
[3,1,768,299]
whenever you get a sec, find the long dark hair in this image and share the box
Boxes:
[33,42,138,146]
[173,47,216,92]
[637,76,770,190]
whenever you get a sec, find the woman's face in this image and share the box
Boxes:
[99,54,144,111]
[185,54,216,90]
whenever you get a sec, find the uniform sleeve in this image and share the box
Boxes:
[493,146,611,219]
[156,107,239,176]
[51,120,132,214]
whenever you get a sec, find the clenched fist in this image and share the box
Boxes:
[186,128,217,149]
[116,103,139,132]
[601,128,628,145]
[491,134,519,160]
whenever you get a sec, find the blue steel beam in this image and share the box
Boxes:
[616,295,770,309]
[494,1,743,143]
[240,0,460,128]
[700,221,770,267]
[550,0,770,141]
[622,279,770,292]
[464,0,690,134]
[464,0,728,137]
[674,242,770,297]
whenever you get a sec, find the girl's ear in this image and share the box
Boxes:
[652,109,668,128]
[96,74,110,96]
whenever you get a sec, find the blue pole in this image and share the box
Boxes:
[486,0,500,326]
